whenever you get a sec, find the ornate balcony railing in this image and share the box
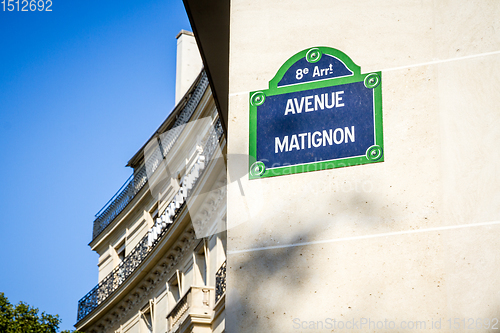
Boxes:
[92,73,210,240]
[168,289,190,328]
[77,117,224,323]
[215,260,226,303]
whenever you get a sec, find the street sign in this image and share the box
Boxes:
[249,47,384,179]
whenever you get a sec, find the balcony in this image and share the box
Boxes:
[77,117,223,323]
[167,286,214,332]
[91,73,209,241]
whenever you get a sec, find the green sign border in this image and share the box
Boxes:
[249,46,384,179]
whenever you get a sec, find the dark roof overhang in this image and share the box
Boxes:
[182,0,230,135]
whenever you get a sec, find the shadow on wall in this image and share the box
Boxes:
[227,230,321,333]
[224,186,456,333]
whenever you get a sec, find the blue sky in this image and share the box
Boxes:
[0,1,192,330]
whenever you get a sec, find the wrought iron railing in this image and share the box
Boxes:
[92,73,209,240]
[77,117,224,323]
[215,260,226,303]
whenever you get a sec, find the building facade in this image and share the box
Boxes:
[184,1,500,332]
[77,1,500,332]
[75,32,226,333]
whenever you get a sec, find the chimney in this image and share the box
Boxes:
[175,30,203,104]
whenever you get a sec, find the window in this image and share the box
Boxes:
[115,240,126,264]
[117,242,125,263]
[140,302,153,333]
[168,271,183,304]
[194,241,208,285]
[150,205,159,223]
[115,240,126,284]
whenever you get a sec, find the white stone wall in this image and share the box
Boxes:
[227,1,500,332]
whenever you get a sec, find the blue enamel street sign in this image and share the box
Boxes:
[249,47,384,179]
